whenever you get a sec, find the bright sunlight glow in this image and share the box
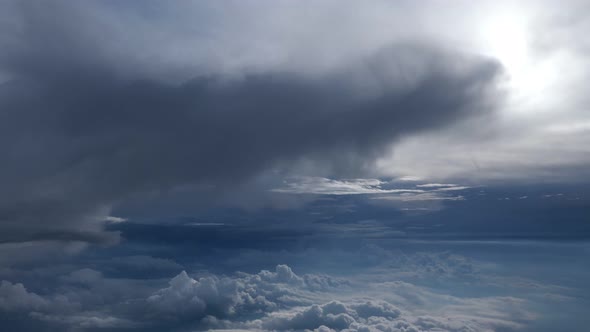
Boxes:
[478,7,560,113]
[480,10,529,85]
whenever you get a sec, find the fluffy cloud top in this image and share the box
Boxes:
[0,261,536,331]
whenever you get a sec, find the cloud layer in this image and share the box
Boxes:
[0,263,533,332]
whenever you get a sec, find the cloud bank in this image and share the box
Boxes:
[0,263,531,332]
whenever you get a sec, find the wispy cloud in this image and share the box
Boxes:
[271,177,424,195]
[416,183,458,188]
[371,192,465,202]
[272,177,468,210]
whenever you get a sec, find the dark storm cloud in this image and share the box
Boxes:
[0,1,503,244]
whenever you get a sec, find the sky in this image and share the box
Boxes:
[0,0,589,331]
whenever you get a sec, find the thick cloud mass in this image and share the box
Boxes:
[0,281,48,311]
[0,263,532,332]
[3,2,588,331]
[0,2,502,243]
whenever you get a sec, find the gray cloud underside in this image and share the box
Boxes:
[0,2,503,243]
